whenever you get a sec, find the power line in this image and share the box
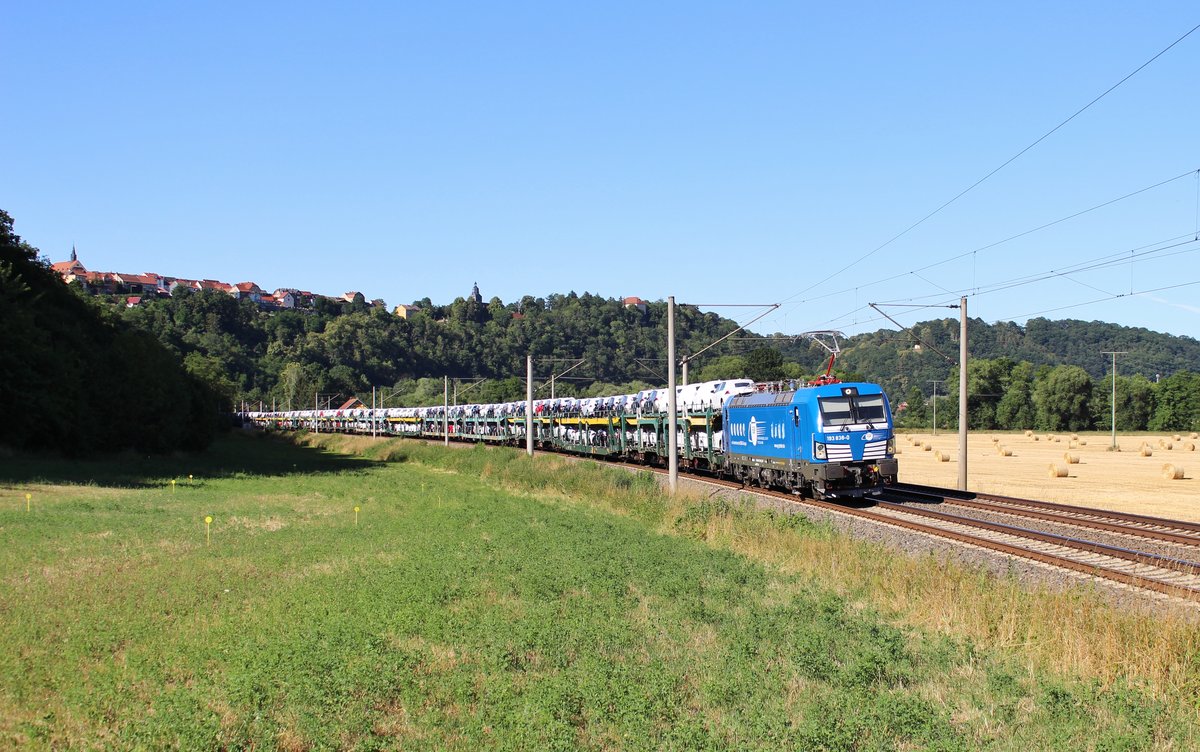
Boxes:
[772,168,1198,323]
[997,277,1200,321]
[803,235,1200,333]
[778,23,1200,306]
[866,234,1200,309]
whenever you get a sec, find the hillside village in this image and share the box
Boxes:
[54,247,417,317]
[49,249,652,319]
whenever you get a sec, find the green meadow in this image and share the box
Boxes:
[1,433,1197,750]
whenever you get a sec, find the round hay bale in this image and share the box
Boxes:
[1033,436,1040,442]
[1139,445,1153,457]
[922,443,932,451]
[1025,430,1033,437]
[1053,437,1062,443]
[1174,434,1182,442]
[1163,441,1174,450]
[997,446,1012,457]
[1078,439,1087,446]
[1162,464,1185,480]
[1186,442,1196,452]
[1063,452,1080,464]
[934,451,951,462]
[1070,434,1079,441]
[1191,432,1198,440]
[1048,464,1068,478]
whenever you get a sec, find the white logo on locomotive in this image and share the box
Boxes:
[748,417,767,446]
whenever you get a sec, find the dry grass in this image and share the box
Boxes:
[661,488,1200,701]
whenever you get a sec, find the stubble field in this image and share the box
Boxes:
[897,430,1200,521]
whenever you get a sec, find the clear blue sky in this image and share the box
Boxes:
[5,2,1199,340]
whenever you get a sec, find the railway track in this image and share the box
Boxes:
[667,472,1200,603]
[886,483,1200,548]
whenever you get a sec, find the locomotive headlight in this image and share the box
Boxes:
[814,442,827,460]
[887,437,896,455]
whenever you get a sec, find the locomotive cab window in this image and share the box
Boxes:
[818,394,887,427]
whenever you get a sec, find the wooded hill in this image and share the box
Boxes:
[8,192,1200,447]
[111,278,1200,432]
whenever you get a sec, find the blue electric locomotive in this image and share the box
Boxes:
[722,381,897,499]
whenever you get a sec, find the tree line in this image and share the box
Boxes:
[113,281,1200,431]
[894,359,1200,433]
[8,200,1200,455]
[0,210,221,455]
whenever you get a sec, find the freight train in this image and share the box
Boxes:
[245,376,898,500]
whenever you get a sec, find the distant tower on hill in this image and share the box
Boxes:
[469,282,482,304]
[71,244,77,262]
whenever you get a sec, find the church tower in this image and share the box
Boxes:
[469,282,482,304]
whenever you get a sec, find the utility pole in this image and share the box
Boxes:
[957,296,968,491]
[1102,351,1127,450]
[526,355,534,456]
[681,356,689,387]
[443,376,449,446]
[667,296,678,494]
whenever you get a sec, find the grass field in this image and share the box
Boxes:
[1,433,1198,750]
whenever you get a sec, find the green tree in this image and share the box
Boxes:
[1148,372,1200,431]
[964,357,1014,429]
[1092,374,1155,431]
[694,355,749,381]
[277,362,311,411]
[1032,365,1094,431]
[896,386,928,429]
[0,208,220,454]
[995,361,1036,430]
[744,347,785,382]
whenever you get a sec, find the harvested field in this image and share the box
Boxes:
[899,431,1199,521]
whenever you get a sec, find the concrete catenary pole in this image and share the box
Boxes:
[526,355,534,456]
[1102,351,1127,450]
[443,375,449,446]
[958,296,968,491]
[929,381,941,436]
[668,296,678,494]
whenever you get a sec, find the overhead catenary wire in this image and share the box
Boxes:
[776,23,1200,309]
[801,236,1200,335]
[771,168,1199,322]
[840,233,1200,319]
[998,277,1200,321]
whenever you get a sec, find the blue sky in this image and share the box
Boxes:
[5,2,1199,340]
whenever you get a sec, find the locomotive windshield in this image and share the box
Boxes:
[818,394,888,428]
